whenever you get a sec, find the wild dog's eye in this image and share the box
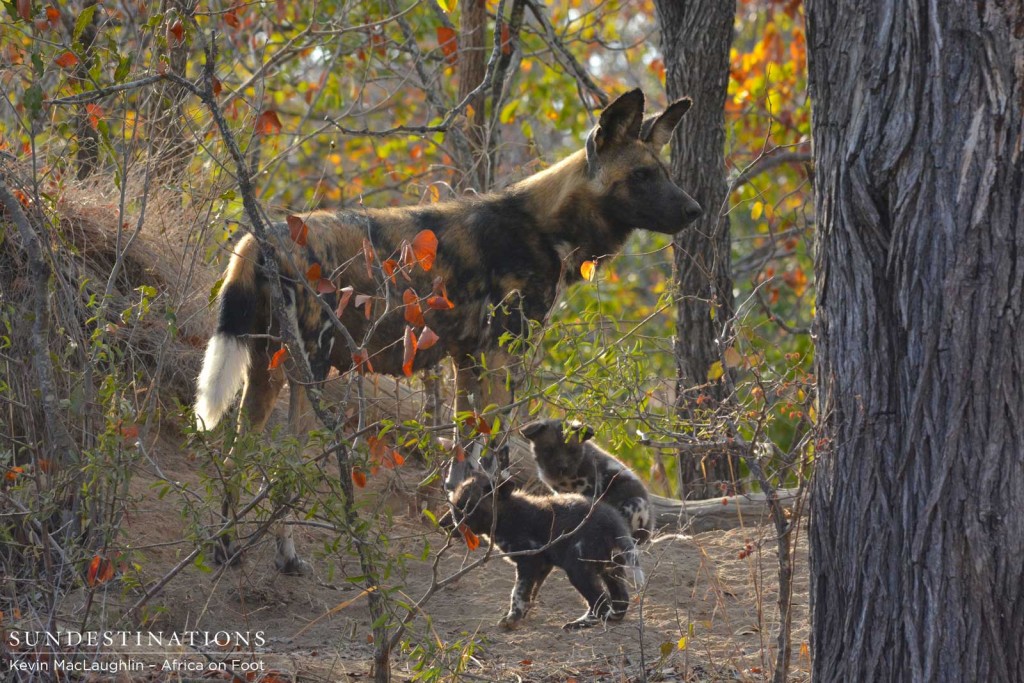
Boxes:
[630,167,654,183]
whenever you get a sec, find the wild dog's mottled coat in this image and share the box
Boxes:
[521,419,652,542]
[448,472,641,630]
[195,89,699,572]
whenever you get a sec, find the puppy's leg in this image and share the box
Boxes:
[499,560,548,630]
[562,563,611,630]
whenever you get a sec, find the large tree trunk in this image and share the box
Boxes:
[806,2,1024,680]
[653,0,739,499]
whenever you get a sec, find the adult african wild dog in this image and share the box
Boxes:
[448,471,642,630]
[194,88,701,573]
[522,419,652,542]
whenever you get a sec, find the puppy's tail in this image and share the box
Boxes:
[618,537,645,587]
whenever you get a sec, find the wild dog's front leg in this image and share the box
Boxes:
[270,379,316,575]
[499,560,550,630]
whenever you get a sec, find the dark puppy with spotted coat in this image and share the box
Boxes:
[521,419,652,542]
[448,471,642,630]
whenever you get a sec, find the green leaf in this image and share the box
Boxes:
[74,4,97,44]
[114,55,131,83]
[707,360,724,381]
[208,277,224,305]
[23,84,43,118]
[499,100,520,124]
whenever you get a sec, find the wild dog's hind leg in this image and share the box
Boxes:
[562,562,614,630]
[271,380,314,575]
[215,354,286,567]
[602,567,631,621]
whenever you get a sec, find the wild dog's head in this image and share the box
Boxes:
[520,418,594,475]
[585,89,702,234]
[447,470,512,534]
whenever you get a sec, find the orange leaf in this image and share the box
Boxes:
[99,558,115,584]
[317,278,336,294]
[211,76,223,96]
[352,347,373,374]
[16,0,30,21]
[418,326,439,350]
[85,103,103,129]
[427,277,455,310]
[120,423,139,441]
[287,215,308,246]
[269,347,287,370]
[465,412,491,435]
[355,294,373,319]
[87,555,101,586]
[399,241,415,269]
[38,458,52,473]
[403,289,425,327]
[306,262,322,282]
[427,294,454,310]
[362,237,375,279]
[411,230,438,271]
[352,468,367,488]
[335,286,354,316]
[382,258,398,283]
[458,523,480,550]
[55,51,79,69]
[168,20,184,46]
[5,466,23,481]
[368,435,387,459]
[224,7,240,28]
[402,326,418,377]
[500,24,511,55]
[256,110,282,135]
[385,450,405,469]
[580,260,597,282]
[436,26,458,65]
[45,6,59,25]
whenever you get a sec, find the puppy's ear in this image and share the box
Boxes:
[565,420,594,444]
[520,421,545,440]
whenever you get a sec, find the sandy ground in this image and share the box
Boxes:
[6,428,809,683]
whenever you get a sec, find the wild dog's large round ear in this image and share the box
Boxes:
[564,420,595,444]
[520,421,545,440]
[585,89,646,175]
[640,97,692,149]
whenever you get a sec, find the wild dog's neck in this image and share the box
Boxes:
[506,150,630,260]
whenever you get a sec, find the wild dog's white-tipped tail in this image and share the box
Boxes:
[194,334,250,430]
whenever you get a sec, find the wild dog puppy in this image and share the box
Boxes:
[521,419,652,542]
[448,472,642,630]
[194,89,700,573]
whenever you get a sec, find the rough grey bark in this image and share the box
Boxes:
[653,0,738,499]
[806,1,1024,680]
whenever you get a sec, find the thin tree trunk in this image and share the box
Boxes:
[458,0,488,189]
[806,1,1024,680]
[72,0,101,179]
[653,0,739,499]
[148,0,198,178]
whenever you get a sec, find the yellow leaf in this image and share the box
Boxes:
[677,636,687,651]
[707,361,725,382]
[723,347,743,368]
[429,184,440,203]
[580,260,597,282]
[751,201,763,220]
